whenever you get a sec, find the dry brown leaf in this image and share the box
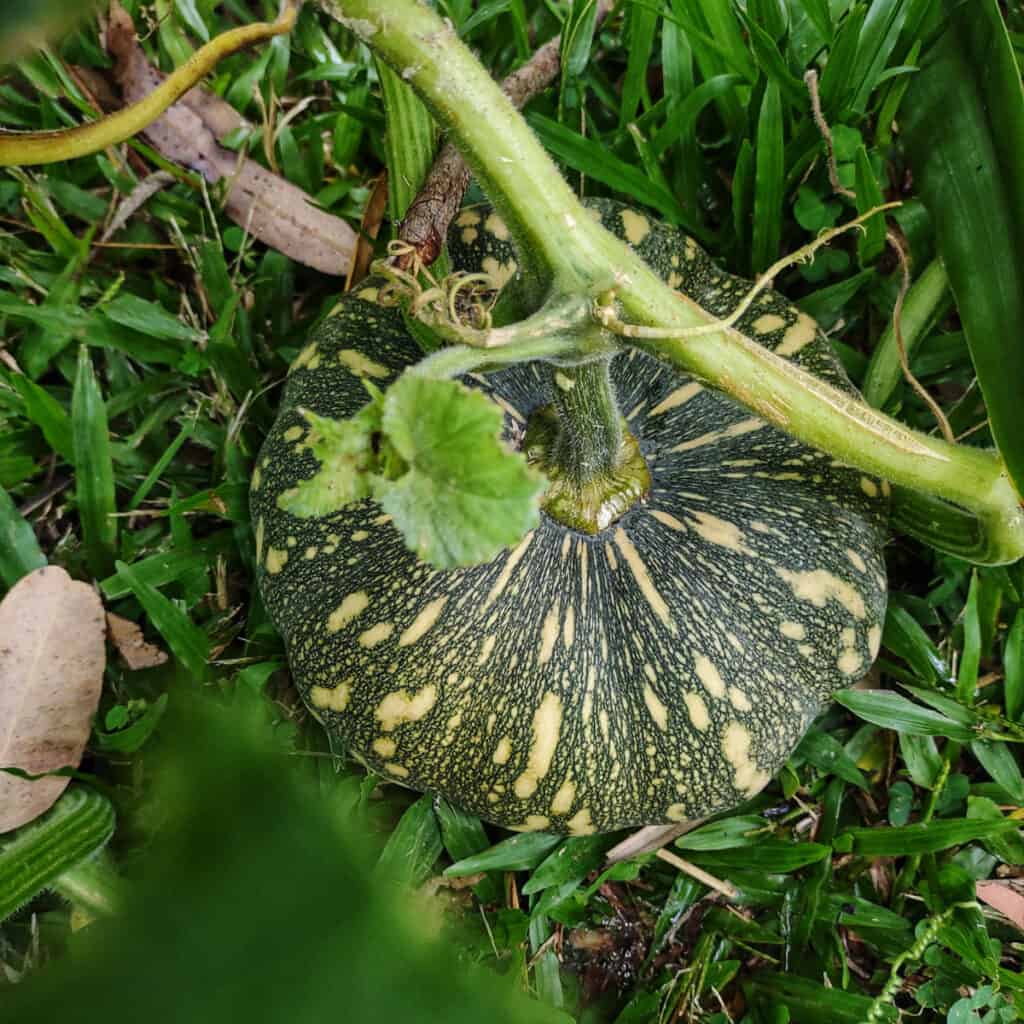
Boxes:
[106,611,168,670]
[0,567,106,833]
[977,880,1024,931]
[105,3,356,277]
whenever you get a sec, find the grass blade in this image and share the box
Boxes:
[902,0,1024,498]
[751,82,784,274]
[0,485,46,588]
[72,346,117,579]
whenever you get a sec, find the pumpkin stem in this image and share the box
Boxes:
[524,360,651,534]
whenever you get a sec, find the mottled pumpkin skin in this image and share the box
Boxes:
[252,200,888,835]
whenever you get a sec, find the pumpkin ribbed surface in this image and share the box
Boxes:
[252,200,888,834]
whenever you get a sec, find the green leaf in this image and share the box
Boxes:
[72,346,117,579]
[747,972,898,1022]
[902,0,1024,499]
[528,113,688,225]
[445,832,561,876]
[377,375,544,568]
[751,82,783,274]
[101,294,201,344]
[957,572,982,702]
[675,815,766,851]
[835,688,976,741]
[113,560,209,681]
[970,740,1024,805]
[276,404,382,519]
[854,145,886,264]
[687,840,831,873]
[619,5,657,128]
[521,835,615,894]
[0,484,46,588]
[376,795,442,887]
[795,728,869,789]
[1006,609,1024,722]
[834,817,1020,856]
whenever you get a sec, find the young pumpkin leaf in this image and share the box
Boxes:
[377,375,544,569]
[0,566,105,833]
[902,0,1024,498]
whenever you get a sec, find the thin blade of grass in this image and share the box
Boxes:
[72,346,117,579]
[0,484,46,588]
[751,81,784,274]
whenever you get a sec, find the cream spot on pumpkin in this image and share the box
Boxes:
[513,692,562,799]
[455,210,481,227]
[649,381,702,416]
[643,683,669,732]
[338,349,389,379]
[376,684,438,732]
[846,549,867,572]
[399,595,448,647]
[304,546,317,559]
[753,313,786,335]
[775,567,866,619]
[477,634,497,666]
[684,692,710,730]
[671,417,766,452]
[620,209,651,244]
[255,516,265,563]
[666,803,690,822]
[283,425,303,442]
[860,477,879,497]
[563,605,576,648]
[694,655,727,699]
[461,226,478,244]
[327,591,369,633]
[493,736,513,765]
[310,681,351,713]
[384,763,409,778]
[485,212,510,240]
[372,737,396,758]
[567,807,595,835]
[251,466,262,491]
[351,530,369,541]
[650,509,687,532]
[838,649,864,675]
[722,722,771,797]
[868,624,883,658]
[551,778,576,816]
[359,622,394,647]
[728,686,752,712]
[779,620,806,641]
[775,313,817,356]
[538,602,561,665]
[482,255,517,289]
[509,814,551,832]
[356,286,378,301]
[687,511,752,555]
[483,530,534,609]
[291,342,319,373]
[614,528,674,632]
[265,548,288,574]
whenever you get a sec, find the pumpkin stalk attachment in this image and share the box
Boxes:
[525,360,651,534]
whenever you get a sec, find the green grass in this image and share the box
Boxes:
[2,2,1024,1021]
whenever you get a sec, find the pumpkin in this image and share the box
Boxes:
[251,200,888,835]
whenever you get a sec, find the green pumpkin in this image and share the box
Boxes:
[251,200,888,835]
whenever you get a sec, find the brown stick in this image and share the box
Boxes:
[395,1,615,268]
